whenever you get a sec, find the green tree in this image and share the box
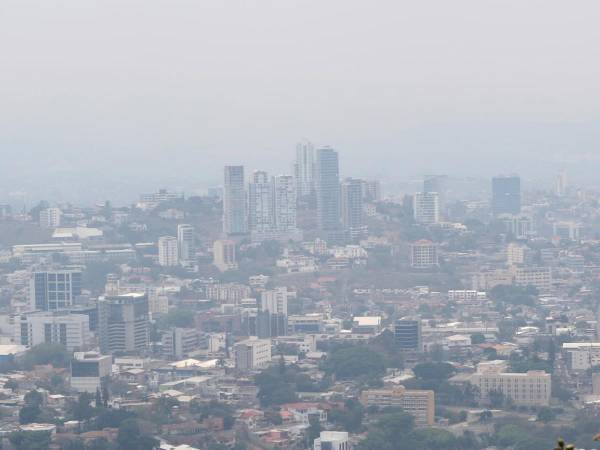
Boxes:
[69,392,95,421]
[488,389,505,408]
[19,390,43,424]
[21,343,71,369]
[322,345,386,379]
[8,430,52,450]
[413,362,455,380]
[536,406,555,423]
[470,333,485,344]
[117,419,158,450]
[306,414,322,447]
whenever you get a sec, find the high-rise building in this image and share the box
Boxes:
[213,239,238,272]
[257,287,289,338]
[223,165,247,235]
[492,175,521,216]
[362,180,381,202]
[413,192,440,224]
[394,318,423,352]
[555,171,567,197]
[261,287,289,316]
[423,175,447,210]
[341,178,366,242]
[294,139,315,198]
[158,236,178,267]
[98,293,150,354]
[17,311,90,351]
[314,431,349,450]
[30,270,82,311]
[410,240,439,269]
[177,224,195,265]
[249,170,274,235]
[71,352,112,393]
[234,338,272,370]
[273,175,298,234]
[39,207,61,228]
[315,147,342,242]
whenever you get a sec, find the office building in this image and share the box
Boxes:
[341,178,366,242]
[177,224,195,265]
[30,270,82,311]
[394,318,422,352]
[294,139,315,198]
[506,242,526,266]
[315,147,342,242]
[314,431,349,450]
[17,311,90,351]
[362,180,381,202]
[413,192,440,225]
[213,239,238,272]
[39,207,61,228]
[158,236,178,267]
[223,165,247,235]
[499,214,534,239]
[138,189,183,210]
[512,266,552,292]
[256,310,287,339]
[492,175,521,216]
[234,338,272,370]
[562,343,600,371]
[360,386,434,426]
[258,287,289,338]
[98,293,149,354]
[162,328,201,359]
[423,175,446,207]
[470,362,551,406]
[71,352,112,393]
[261,287,289,316]
[410,240,439,269]
[249,170,274,234]
[553,221,582,241]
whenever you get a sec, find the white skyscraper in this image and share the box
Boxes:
[158,236,178,266]
[177,224,194,265]
[413,192,440,225]
[223,165,247,235]
[294,139,315,198]
[249,170,274,235]
[273,175,298,233]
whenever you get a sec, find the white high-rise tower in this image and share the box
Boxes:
[294,140,315,198]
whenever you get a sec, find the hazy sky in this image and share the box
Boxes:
[2,0,600,204]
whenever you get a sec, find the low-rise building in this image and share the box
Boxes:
[360,386,435,426]
[470,361,551,406]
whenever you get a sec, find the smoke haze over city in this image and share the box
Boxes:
[2,0,600,204]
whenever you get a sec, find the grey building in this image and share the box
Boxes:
[30,270,82,311]
[315,147,342,243]
[223,165,247,235]
[394,318,423,352]
[98,293,149,354]
[492,175,521,216]
[341,178,366,242]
